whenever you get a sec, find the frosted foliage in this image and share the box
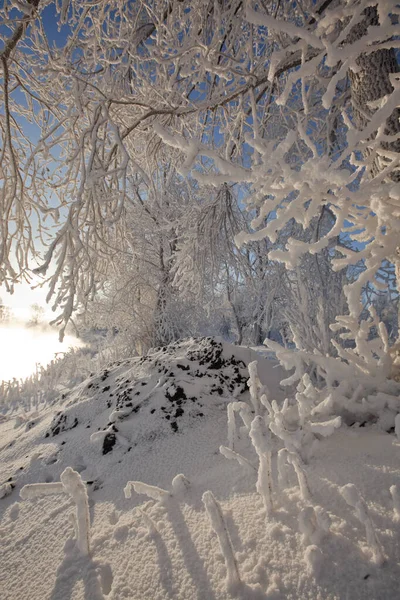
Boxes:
[0,0,397,362]
[153,3,400,419]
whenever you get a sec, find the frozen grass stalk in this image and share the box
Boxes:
[202,490,241,594]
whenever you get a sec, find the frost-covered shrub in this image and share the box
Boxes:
[265,311,400,431]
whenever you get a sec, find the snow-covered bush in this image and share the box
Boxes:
[266,334,400,430]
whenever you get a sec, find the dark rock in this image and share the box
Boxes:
[102,433,116,455]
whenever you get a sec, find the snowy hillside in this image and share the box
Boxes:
[1,338,400,600]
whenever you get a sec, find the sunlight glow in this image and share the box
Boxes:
[0,326,83,382]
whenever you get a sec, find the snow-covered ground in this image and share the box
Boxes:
[1,338,399,599]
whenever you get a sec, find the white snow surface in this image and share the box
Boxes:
[1,338,400,599]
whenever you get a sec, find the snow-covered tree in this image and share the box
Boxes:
[1,0,400,390]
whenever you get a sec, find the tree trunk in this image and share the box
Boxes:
[347,6,400,330]
[347,7,400,178]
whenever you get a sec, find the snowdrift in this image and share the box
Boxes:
[1,338,400,599]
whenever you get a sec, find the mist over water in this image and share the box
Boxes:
[0,324,82,382]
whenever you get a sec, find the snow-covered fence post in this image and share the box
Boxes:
[20,467,91,555]
[250,416,274,515]
[390,485,400,522]
[202,490,241,594]
[340,484,385,566]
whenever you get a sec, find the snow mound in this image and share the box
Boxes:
[0,338,274,505]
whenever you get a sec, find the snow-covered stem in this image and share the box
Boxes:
[341,484,385,566]
[20,482,64,499]
[171,474,191,497]
[229,402,253,431]
[287,452,312,502]
[124,481,170,502]
[299,505,330,546]
[390,485,400,522]
[60,467,90,555]
[220,445,257,473]
[277,448,291,488]
[395,414,400,441]
[247,361,263,415]
[304,545,323,577]
[227,403,236,450]
[250,416,274,514]
[202,490,241,593]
